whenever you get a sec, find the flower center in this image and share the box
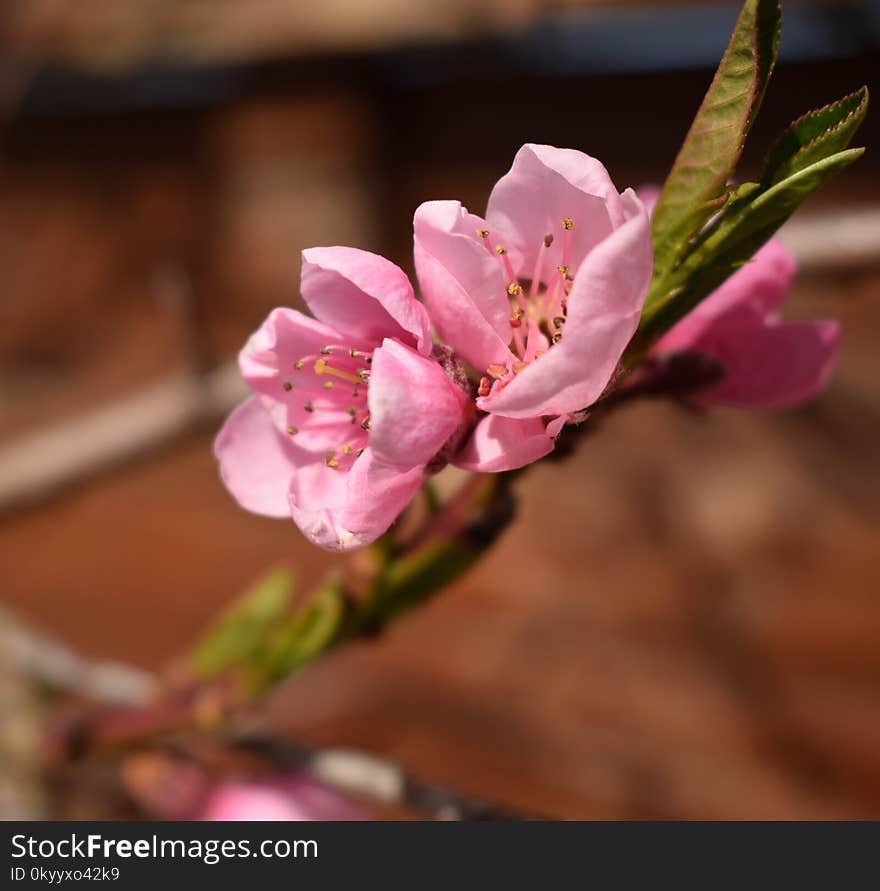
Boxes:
[281,344,372,470]
[475,217,576,397]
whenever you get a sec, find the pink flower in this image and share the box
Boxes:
[650,239,839,408]
[414,144,653,471]
[215,247,468,551]
[199,773,367,821]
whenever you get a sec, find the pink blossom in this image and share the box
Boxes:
[414,144,653,471]
[650,235,839,409]
[215,246,468,551]
[199,773,366,821]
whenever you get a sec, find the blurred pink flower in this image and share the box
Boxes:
[215,246,468,551]
[650,238,839,409]
[414,144,653,471]
[200,773,366,821]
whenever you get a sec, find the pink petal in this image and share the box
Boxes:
[341,449,426,542]
[480,189,652,418]
[486,144,625,284]
[691,310,839,408]
[654,240,798,358]
[368,338,466,468]
[413,200,513,370]
[200,774,365,822]
[214,397,301,519]
[454,414,557,472]
[288,448,424,552]
[637,185,661,216]
[286,459,351,549]
[301,246,432,354]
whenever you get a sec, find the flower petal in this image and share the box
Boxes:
[214,397,301,519]
[301,246,432,354]
[200,775,365,821]
[368,338,466,468]
[454,414,556,472]
[480,189,652,417]
[486,144,625,283]
[413,200,513,370]
[288,448,424,552]
[689,307,839,408]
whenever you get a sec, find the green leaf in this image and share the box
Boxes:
[762,86,869,186]
[635,148,864,348]
[190,568,295,678]
[650,0,781,280]
[257,578,347,687]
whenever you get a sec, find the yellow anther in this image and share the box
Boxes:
[495,244,506,255]
[286,425,298,435]
[325,455,340,469]
[507,282,522,297]
[513,362,527,374]
[304,401,314,413]
[323,380,334,389]
[294,360,304,370]
[562,217,574,230]
[557,264,569,274]
[342,444,353,455]
[320,346,333,355]
[476,228,489,239]
[543,233,554,247]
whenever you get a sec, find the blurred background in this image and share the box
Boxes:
[1,0,879,819]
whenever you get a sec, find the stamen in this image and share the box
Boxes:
[553,316,566,328]
[357,369,371,383]
[562,218,574,268]
[347,407,357,422]
[496,244,518,287]
[551,332,563,344]
[294,360,304,370]
[323,380,334,389]
[286,425,298,435]
[513,361,527,374]
[304,401,314,413]
[320,346,333,355]
[487,364,507,380]
[530,234,552,301]
[342,444,353,455]
[360,416,371,430]
[509,308,523,328]
[325,453,340,469]
[476,228,489,239]
[282,381,293,392]
[557,264,569,275]
[313,357,363,386]
[507,282,522,297]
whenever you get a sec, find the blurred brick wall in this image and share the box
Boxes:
[1,13,879,818]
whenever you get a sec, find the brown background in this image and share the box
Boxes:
[1,0,879,818]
